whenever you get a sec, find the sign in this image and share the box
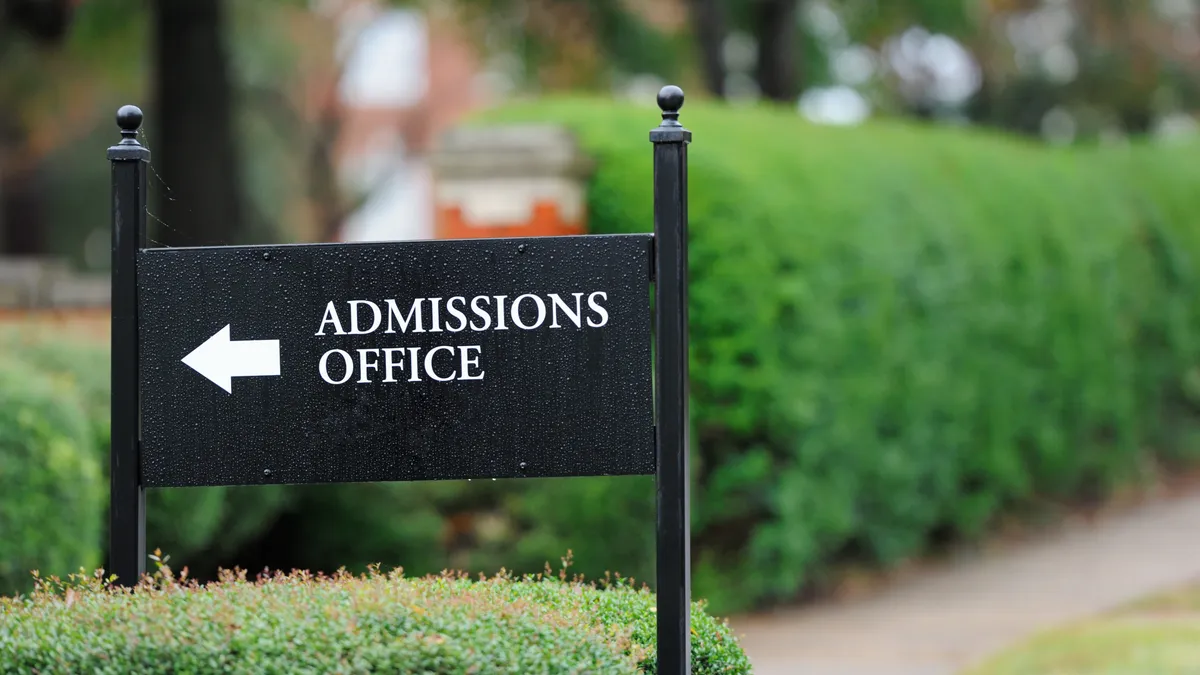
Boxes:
[108,84,693,674]
[137,236,654,488]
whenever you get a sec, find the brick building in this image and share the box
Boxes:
[320,0,598,244]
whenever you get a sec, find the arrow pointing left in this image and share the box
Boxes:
[181,324,281,394]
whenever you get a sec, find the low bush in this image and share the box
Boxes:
[269,475,660,600]
[234,481,464,580]
[470,99,1200,611]
[0,357,103,596]
[0,565,752,674]
[0,328,291,579]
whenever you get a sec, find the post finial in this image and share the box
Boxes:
[657,85,685,127]
[116,105,144,145]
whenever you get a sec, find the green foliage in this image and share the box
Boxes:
[266,475,659,606]
[473,98,1200,610]
[0,565,751,674]
[0,329,290,575]
[258,482,461,578]
[0,356,102,596]
[501,476,657,591]
[11,98,1200,622]
[838,0,975,42]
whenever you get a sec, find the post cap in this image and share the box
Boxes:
[116,105,143,133]
[650,85,690,142]
[108,104,150,160]
[657,86,685,116]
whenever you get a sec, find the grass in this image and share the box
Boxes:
[965,582,1200,675]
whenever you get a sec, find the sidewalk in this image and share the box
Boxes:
[729,491,1200,675]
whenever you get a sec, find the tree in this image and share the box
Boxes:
[0,0,251,255]
[0,0,75,256]
[151,0,243,247]
[681,0,810,103]
[810,0,1198,140]
[686,0,727,98]
[751,0,802,101]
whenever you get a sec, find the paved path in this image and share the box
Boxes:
[729,491,1200,675]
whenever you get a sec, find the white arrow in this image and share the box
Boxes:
[181,324,280,394]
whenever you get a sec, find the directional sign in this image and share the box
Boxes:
[181,325,281,393]
[137,234,655,488]
[110,90,693,672]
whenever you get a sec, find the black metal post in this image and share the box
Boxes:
[651,85,692,675]
[107,105,148,587]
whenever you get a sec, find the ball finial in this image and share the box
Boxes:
[116,105,143,134]
[657,85,685,115]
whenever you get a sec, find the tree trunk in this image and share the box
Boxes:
[1,0,73,43]
[0,112,44,256]
[753,0,801,102]
[0,0,75,256]
[152,0,242,247]
[0,161,46,257]
[309,102,346,243]
[686,0,728,98]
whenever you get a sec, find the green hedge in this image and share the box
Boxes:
[8,100,1200,616]
[0,329,291,584]
[0,356,102,595]
[469,99,1200,610]
[0,567,751,674]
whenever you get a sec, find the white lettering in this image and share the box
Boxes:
[493,295,509,330]
[385,299,425,334]
[382,347,406,383]
[424,345,457,382]
[407,346,422,382]
[428,297,444,333]
[511,293,547,330]
[587,291,609,327]
[317,289,613,385]
[470,295,492,331]
[315,301,346,336]
[357,348,380,383]
[349,300,382,335]
[459,345,484,380]
[319,349,354,384]
[445,296,468,332]
[549,292,584,328]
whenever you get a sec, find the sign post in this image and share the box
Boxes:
[652,85,692,675]
[107,105,149,585]
[107,88,692,674]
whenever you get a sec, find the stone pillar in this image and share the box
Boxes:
[430,124,593,239]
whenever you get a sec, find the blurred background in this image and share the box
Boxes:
[3,0,1200,673]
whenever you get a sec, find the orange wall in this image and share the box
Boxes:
[435,201,586,240]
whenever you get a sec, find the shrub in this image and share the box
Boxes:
[0,357,103,596]
[468,99,1200,610]
[0,328,291,574]
[0,565,752,674]
[238,481,462,579]
[271,475,660,599]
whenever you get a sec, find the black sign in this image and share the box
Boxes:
[108,85,694,674]
[136,235,654,488]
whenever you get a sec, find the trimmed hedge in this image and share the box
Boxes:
[0,566,752,674]
[0,357,102,595]
[471,99,1200,610]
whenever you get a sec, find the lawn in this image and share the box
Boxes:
[965,583,1200,675]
